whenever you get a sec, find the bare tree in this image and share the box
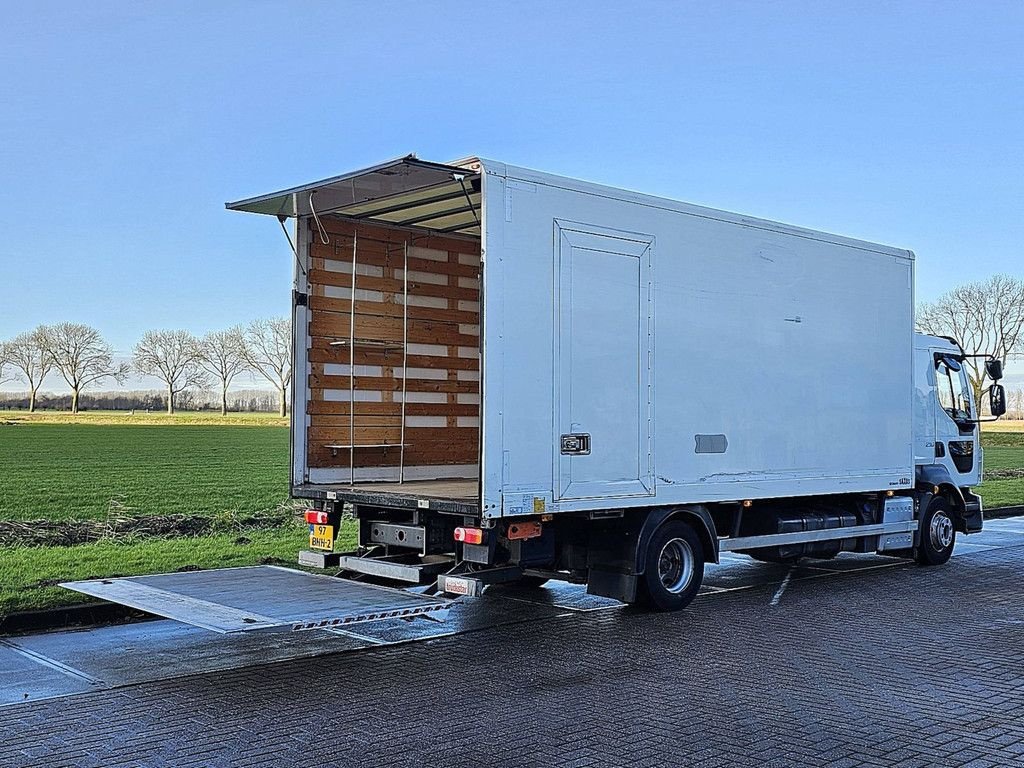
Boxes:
[37,323,129,413]
[917,275,1024,405]
[242,317,292,417]
[196,327,248,416]
[133,330,207,414]
[0,341,15,386]
[1010,387,1024,420]
[4,329,53,412]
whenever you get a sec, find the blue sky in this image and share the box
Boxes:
[1,1,1022,386]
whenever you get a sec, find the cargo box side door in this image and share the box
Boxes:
[554,220,655,500]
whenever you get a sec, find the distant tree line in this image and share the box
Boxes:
[0,388,283,414]
[3,274,1023,419]
[0,319,291,416]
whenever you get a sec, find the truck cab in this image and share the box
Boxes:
[914,333,990,535]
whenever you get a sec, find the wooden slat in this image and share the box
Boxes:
[306,400,479,417]
[312,438,478,451]
[307,434,475,450]
[311,243,479,279]
[312,418,402,430]
[312,309,475,338]
[308,441,477,468]
[308,268,478,302]
[309,316,478,348]
[307,401,405,416]
[309,426,477,443]
[310,373,478,394]
[308,295,479,325]
[309,348,478,371]
[310,426,403,443]
[310,415,403,427]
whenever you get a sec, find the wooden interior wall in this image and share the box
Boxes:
[305,218,481,475]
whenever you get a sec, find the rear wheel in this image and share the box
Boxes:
[637,520,705,611]
[916,496,956,566]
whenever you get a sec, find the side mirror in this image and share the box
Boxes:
[990,384,1007,417]
[985,359,1004,381]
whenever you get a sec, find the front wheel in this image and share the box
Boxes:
[637,520,705,611]
[916,496,956,566]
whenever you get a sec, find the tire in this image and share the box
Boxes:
[916,496,956,566]
[637,520,705,611]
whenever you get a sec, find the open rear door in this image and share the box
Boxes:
[62,566,449,633]
[225,155,481,232]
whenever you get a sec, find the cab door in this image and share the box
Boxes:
[933,354,979,484]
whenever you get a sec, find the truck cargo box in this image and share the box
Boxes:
[228,156,915,519]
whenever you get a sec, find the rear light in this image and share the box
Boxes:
[304,510,329,525]
[454,527,485,545]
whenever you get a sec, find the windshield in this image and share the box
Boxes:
[935,355,973,423]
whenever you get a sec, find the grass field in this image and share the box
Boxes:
[0,409,288,427]
[0,413,1021,617]
[0,423,290,521]
[979,419,1024,432]
[0,411,341,617]
[0,525,307,614]
[976,427,1024,508]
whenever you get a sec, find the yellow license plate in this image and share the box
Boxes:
[309,524,335,551]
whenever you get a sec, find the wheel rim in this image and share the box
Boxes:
[657,537,695,594]
[930,512,954,550]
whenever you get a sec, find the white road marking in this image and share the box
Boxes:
[699,585,728,593]
[953,540,999,551]
[769,567,795,607]
[801,561,903,573]
[797,564,845,573]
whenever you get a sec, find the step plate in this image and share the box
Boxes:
[337,555,451,584]
[61,565,450,634]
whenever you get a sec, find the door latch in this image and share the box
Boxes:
[560,433,591,455]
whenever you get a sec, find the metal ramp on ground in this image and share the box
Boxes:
[61,565,450,633]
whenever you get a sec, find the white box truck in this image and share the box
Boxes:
[65,155,1008,624]
[219,154,1007,611]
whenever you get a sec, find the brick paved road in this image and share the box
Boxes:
[2,529,1024,767]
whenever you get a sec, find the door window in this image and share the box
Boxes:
[935,355,972,424]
